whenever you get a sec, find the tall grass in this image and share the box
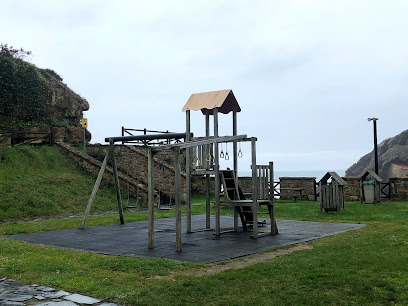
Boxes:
[0,145,128,221]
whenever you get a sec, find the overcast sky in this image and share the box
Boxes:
[1,0,407,172]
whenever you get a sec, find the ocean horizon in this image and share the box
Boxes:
[239,169,346,179]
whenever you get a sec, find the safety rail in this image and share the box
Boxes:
[0,131,52,146]
[120,127,184,146]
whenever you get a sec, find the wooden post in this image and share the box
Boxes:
[121,126,125,145]
[110,140,124,225]
[174,146,182,251]
[80,148,110,229]
[233,110,238,175]
[214,108,220,235]
[186,110,192,233]
[205,110,211,229]
[270,161,277,235]
[251,137,258,238]
[232,110,238,230]
[148,147,155,249]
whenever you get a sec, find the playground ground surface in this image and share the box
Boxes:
[1,200,408,305]
[9,215,364,264]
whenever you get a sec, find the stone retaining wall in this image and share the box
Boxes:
[343,177,361,201]
[56,142,149,204]
[86,144,191,203]
[390,177,408,201]
[280,177,316,201]
[237,177,253,195]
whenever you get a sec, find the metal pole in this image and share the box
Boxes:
[373,120,378,175]
[368,117,379,175]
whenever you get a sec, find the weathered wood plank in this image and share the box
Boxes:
[251,137,258,238]
[110,141,124,224]
[152,134,249,152]
[214,108,220,235]
[80,148,110,229]
[148,147,155,249]
[185,110,192,233]
[174,146,182,251]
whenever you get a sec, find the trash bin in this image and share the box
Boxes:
[363,180,375,204]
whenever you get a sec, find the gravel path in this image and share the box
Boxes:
[0,277,121,306]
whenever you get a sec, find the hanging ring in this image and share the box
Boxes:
[225,152,229,160]
[206,153,212,162]
[195,157,201,167]
[238,149,243,158]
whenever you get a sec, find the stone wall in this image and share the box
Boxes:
[85,144,188,203]
[238,177,253,194]
[343,177,361,201]
[390,178,408,201]
[280,177,316,201]
[240,174,407,202]
[56,142,149,204]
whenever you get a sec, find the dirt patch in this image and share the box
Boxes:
[157,243,313,279]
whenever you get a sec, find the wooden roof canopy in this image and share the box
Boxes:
[360,170,383,182]
[181,89,241,115]
[319,172,347,185]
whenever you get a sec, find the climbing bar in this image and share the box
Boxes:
[105,132,188,143]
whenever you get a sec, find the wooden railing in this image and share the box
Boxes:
[121,127,183,146]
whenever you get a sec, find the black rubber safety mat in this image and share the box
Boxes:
[9,215,365,263]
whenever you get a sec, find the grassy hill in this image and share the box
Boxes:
[0,145,126,221]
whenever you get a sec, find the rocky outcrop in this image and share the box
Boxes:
[346,129,408,180]
[0,53,90,145]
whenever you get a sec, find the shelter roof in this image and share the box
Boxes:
[394,163,408,170]
[319,172,347,185]
[360,170,383,182]
[182,89,241,115]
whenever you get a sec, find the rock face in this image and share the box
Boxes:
[0,54,90,144]
[345,129,408,181]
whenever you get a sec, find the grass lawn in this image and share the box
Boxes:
[0,145,139,221]
[1,198,408,305]
[1,146,407,305]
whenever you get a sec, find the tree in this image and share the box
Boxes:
[0,43,32,60]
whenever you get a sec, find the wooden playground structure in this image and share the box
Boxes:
[81,89,278,251]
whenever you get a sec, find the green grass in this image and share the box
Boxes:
[0,146,408,305]
[1,200,408,305]
[0,145,138,221]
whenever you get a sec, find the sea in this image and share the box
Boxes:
[239,169,346,179]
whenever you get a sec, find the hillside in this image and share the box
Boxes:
[0,44,90,144]
[0,145,127,221]
[345,129,408,180]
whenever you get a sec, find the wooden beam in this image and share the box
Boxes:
[233,110,238,175]
[174,146,182,251]
[110,140,124,225]
[185,110,192,233]
[148,147,155,249]
[205,109,211,229]
[151,135,249,152]
[251,137,258,238]
[80,148,110,229]
[270,161,277,235]
[233,110,238,232]
[214,108,220,235]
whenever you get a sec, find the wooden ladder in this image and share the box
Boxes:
[220,170,254,231]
